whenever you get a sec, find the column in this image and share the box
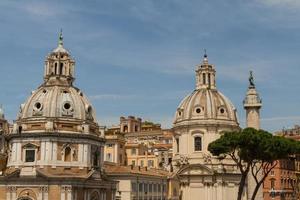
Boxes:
[217,182,223,200]
[103,190,106,200]
[114,143,118,163]
[7,186,16,200]
[16,143,22,163]
[61,186,66,200]
[204,183,208,200]
[52,142,57,168]
[66,186,72,200]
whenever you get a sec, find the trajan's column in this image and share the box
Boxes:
[243,71,263,200]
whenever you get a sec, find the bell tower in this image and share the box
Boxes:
[44,30,75,86]
[243,71,262,129]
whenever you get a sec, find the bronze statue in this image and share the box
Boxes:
[249,70,255,87]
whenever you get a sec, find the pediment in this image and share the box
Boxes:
[177,164,214,176]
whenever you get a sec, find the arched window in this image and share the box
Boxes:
[123,125,128,133]
[194,137,202,151]
[64,146,71,162]
[202,73,206,84]
[208,73,211,86]
[60,63,64,75]
[93,151,99,167]
[54,63,57,74]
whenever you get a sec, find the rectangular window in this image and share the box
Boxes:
[158,185,161,192]
[149,184,152,192]
[154,184,157,192]
[139,183,143,192]
[132,160,136,166]
[271,179,275,189]
[141,160,144,167]
[131,148,136,155]
[194,137,202,151]
[148,160,154,167]
[132,182,137,192]
[25,149,35,162]
[107,153,112,162]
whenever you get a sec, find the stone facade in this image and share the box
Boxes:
[0,32,116,200]
[172,54,247,200]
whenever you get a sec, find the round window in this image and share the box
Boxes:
[220,108,225,114]
[196,108,201,114]
[34,102,42,111]
[64,102,71,110]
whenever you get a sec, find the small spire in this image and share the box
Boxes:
[58,29,63,46]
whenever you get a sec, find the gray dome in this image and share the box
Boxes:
[18,86,96,122]
[174,89,239,127]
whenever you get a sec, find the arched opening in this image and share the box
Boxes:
[17,197,33,200]
[93,151,99,167]
[18,126,22,134]
[64,146,72,162]
[123,125,128,133]
[194,137,202,151]
[60,63,64,75]
[202,73,206,85]
[208,73,211,86]
[54,63,57,75]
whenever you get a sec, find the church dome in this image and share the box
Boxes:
[18,86,96,122]
[15,32,99,134]
[174,54,239,128]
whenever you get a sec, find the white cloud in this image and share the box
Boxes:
[23,3,59,17]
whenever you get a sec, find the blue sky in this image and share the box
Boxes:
[0,0,300,132]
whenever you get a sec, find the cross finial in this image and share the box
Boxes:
[58,29,63,46]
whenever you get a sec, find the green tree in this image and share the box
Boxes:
[208,128,300,200]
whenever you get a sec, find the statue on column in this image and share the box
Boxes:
[249,70,255,88]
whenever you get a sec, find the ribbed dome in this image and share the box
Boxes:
[14,32,100,135]
[18,86,96,122]
[174,89,239,127]
[173,54,239,128]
